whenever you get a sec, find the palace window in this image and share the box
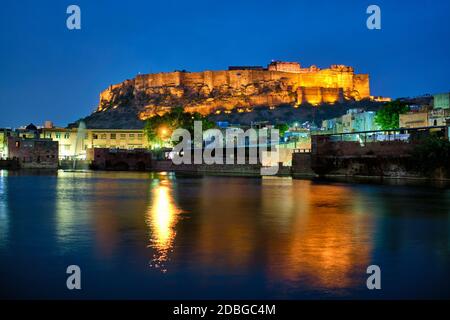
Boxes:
[110,133,116,139]
[56,133,61,139]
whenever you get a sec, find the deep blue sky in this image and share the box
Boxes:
[1,0,449,128]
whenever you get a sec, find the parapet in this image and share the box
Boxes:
[268,61,302,73]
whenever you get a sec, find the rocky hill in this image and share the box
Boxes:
[73,61,373,129]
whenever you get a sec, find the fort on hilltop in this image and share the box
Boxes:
[88,60,374,127]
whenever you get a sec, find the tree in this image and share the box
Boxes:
[375,100,409,130]
[144,107,215,149]
[274,123,289,137]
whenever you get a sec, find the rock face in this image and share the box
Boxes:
[81,61,371,128]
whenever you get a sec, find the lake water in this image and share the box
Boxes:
[0,170,449,299]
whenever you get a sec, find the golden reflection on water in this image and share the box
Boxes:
[263,179,374,292]
[52,172,375,290]
[191,177,374,293]
[194,177,258,270]
[146,177,183,272]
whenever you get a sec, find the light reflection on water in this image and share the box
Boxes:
[261,179,374,295]
[55,174,93,253]
[146,175,183,272]
[0,170,9,248]
[187,177,375,297]
[0,171,449,299]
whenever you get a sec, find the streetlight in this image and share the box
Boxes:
[159,126,169,139]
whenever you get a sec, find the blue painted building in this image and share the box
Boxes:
[321,109,380,134]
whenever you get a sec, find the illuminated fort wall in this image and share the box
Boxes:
[98,62,371,116]
[133,67,369,97]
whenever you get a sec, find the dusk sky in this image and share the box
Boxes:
[1,0,449,128]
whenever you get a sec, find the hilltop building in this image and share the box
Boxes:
[267,61,303,73]
[88,60,377,129]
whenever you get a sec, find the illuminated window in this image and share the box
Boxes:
[110,133,116,139]
[100,134,107,139]
[129,134,135,139]
[120,134,126,139]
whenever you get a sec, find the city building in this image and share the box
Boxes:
[284,128,310,140]
[433,92,450,109]
[399,111,429,128]
[429,108,450,127]
[352,111,378,132]
[41,125,149,160]
[89,129,148,150]
[320,109,380,134]
[321,117,343,134]
[0,128,13,159]
[399,104,450,129]
[7,136,58,169]
[41,127,82,159]
[16,123,40,139]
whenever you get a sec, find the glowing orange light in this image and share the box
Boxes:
[159,126,169,138]
[146,180,183,273]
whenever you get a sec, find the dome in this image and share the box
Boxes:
[25,123,38,131]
